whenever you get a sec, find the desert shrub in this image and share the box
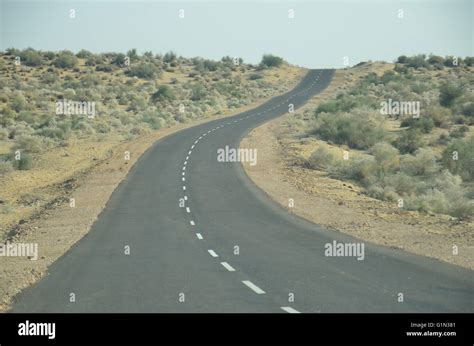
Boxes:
[10,92,28,112]
[164,51,177,63]
[190,83,207,101]
[249,73,263,80]
[306,146,334,169]
[400,148,439,177]
[393,128,423,154]
[424,105,451,127]
[311,112,384,149]
[400,116,434,133]
[464,57,474,66]
[0,128,8,140]
[18,48,44,66]
[112,53,127,66]
[260,54,284,68]
[439,82,464,108]
[151,85,175,103]
[427,55,445,66]
[11,152,33,170]
[203,60,219,71]
[370,142,400,176]
[405,55,429,69]
[53,51,78,68]
[0,161,13,175]
[442,136,474,181]
[126,63,160,79]
[337,156,377,183]
[76,49,92,59]
[397,55,408,64]
[461,102,474,117]
[95,64,114,72]
[449,125,469,138]
[13,135,45,153]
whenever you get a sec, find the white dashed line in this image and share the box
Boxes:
[221,262,236,272]
[184,161,187,165]
[208,249,219,258]
[281,306,301,313]
[242,280,265,294]
[186,207,190,213]
[188,150,192,155]
[182,172,185,176]
[186,156,189,160]
[190,220,195,226]
[183,166,186,171]
[184,196,188,200]
[194,140,199,144]
[196,233,203,240]
[191,145,195,149]
[182,177,185,182]
[183,186,186,190]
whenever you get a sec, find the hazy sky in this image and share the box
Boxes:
[1,0,472,68]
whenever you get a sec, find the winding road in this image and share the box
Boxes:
[12,69,474,313]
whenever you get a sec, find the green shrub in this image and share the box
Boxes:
[442,136,474,181]
[126,63,160,79]
[260,54,284,68]
[18,48,44,67]
[151,85,175,103]
[394,128,424,154]
[312,112,385,149]
[11,152,33,170]
[439,82,464,107]
[306,146,334,169]
[0,161,13,175]
[53,51,78,68]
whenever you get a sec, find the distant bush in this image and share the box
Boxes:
[151,85,175,103]
[393,128,424,154]
[0,161,13,175]
[76,49,93,59]
[53,51,78,68]
[306,146,334,169]
[311,112,385,149]
[190,83,207,101]
[163,51,177,63]
[18,48,44,67]
[11,152,33,170]
[13,135,45,153]
[442,136,474,181]
[439,82,464,108]
[260,54,284,68]
[126,63,160,79]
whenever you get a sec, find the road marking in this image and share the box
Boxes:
[208,249,219,257]
[182,177,185,182]
[186,207,190,213]
[182,172,185,176]
[196,233,203,240]
[188,150,192,155]
[183,186,186,190]
[194,140,199,144]
[183,166,186,171]
[190,220,195,226]
[242,280,265,294]
[184,161,187,165]
[186,156,189,160]
[281,306,300,314]
[221,262,236,272]
[184,195,188,200]
[191,145,195,149]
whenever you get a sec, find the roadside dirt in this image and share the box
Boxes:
[240,65,474,271]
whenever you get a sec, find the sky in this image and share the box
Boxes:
[0,0,472,68]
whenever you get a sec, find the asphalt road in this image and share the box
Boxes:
[12,69,474,313]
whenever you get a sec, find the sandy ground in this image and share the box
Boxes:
[0,68,306,312]
[241,66,474,271]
